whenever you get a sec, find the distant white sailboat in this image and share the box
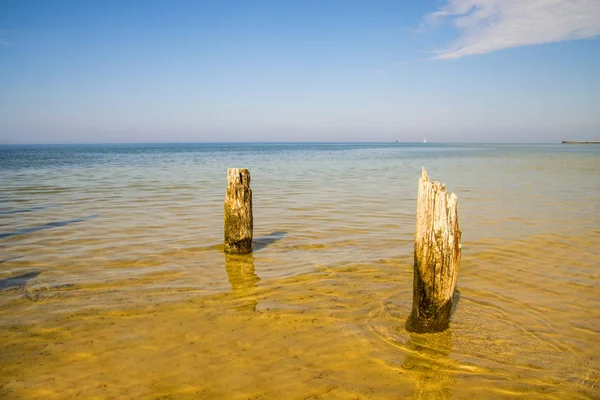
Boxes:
[423,138,427,143]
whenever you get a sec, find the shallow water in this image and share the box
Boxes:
[1,143,599,399]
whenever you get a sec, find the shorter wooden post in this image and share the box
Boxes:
[224,168,253,254]
[406,168,461,333]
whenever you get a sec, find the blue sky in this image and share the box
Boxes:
[1,0,599,143]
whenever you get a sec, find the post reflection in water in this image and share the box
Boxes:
[401,329,455,399]
[224,253,260,311]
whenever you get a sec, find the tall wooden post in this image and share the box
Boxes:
[406,168,461,333]
[224,168,253,254]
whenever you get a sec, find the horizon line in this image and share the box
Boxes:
[0,140,570,146]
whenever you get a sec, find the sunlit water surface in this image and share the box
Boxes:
[1,143,599,399]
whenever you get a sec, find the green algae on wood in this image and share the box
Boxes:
[406,168,461,333]
[224,168,253,254]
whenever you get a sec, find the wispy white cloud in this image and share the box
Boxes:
[427,0,600,59]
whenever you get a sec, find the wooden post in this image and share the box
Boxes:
[406,168,461,333]
[224,168,253,254]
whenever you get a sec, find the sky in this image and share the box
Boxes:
[1,0,599,144]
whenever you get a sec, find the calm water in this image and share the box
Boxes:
[1,143,599,399]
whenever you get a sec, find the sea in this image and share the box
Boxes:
[1,142,599,399]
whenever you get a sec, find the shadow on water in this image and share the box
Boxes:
[401,330,455,399]
[224,253,260,311]
[253,231,287,251]
[0,214,100,239]
[0,205,57,216]
[195,231,287,253]
[451,289,461,317]
[0,271,41,292]
[0,256,24,264]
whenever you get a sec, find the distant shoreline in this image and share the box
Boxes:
[561,140,600,144]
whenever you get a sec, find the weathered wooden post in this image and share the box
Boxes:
[406,168,461,333]
[224,168,253,254]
